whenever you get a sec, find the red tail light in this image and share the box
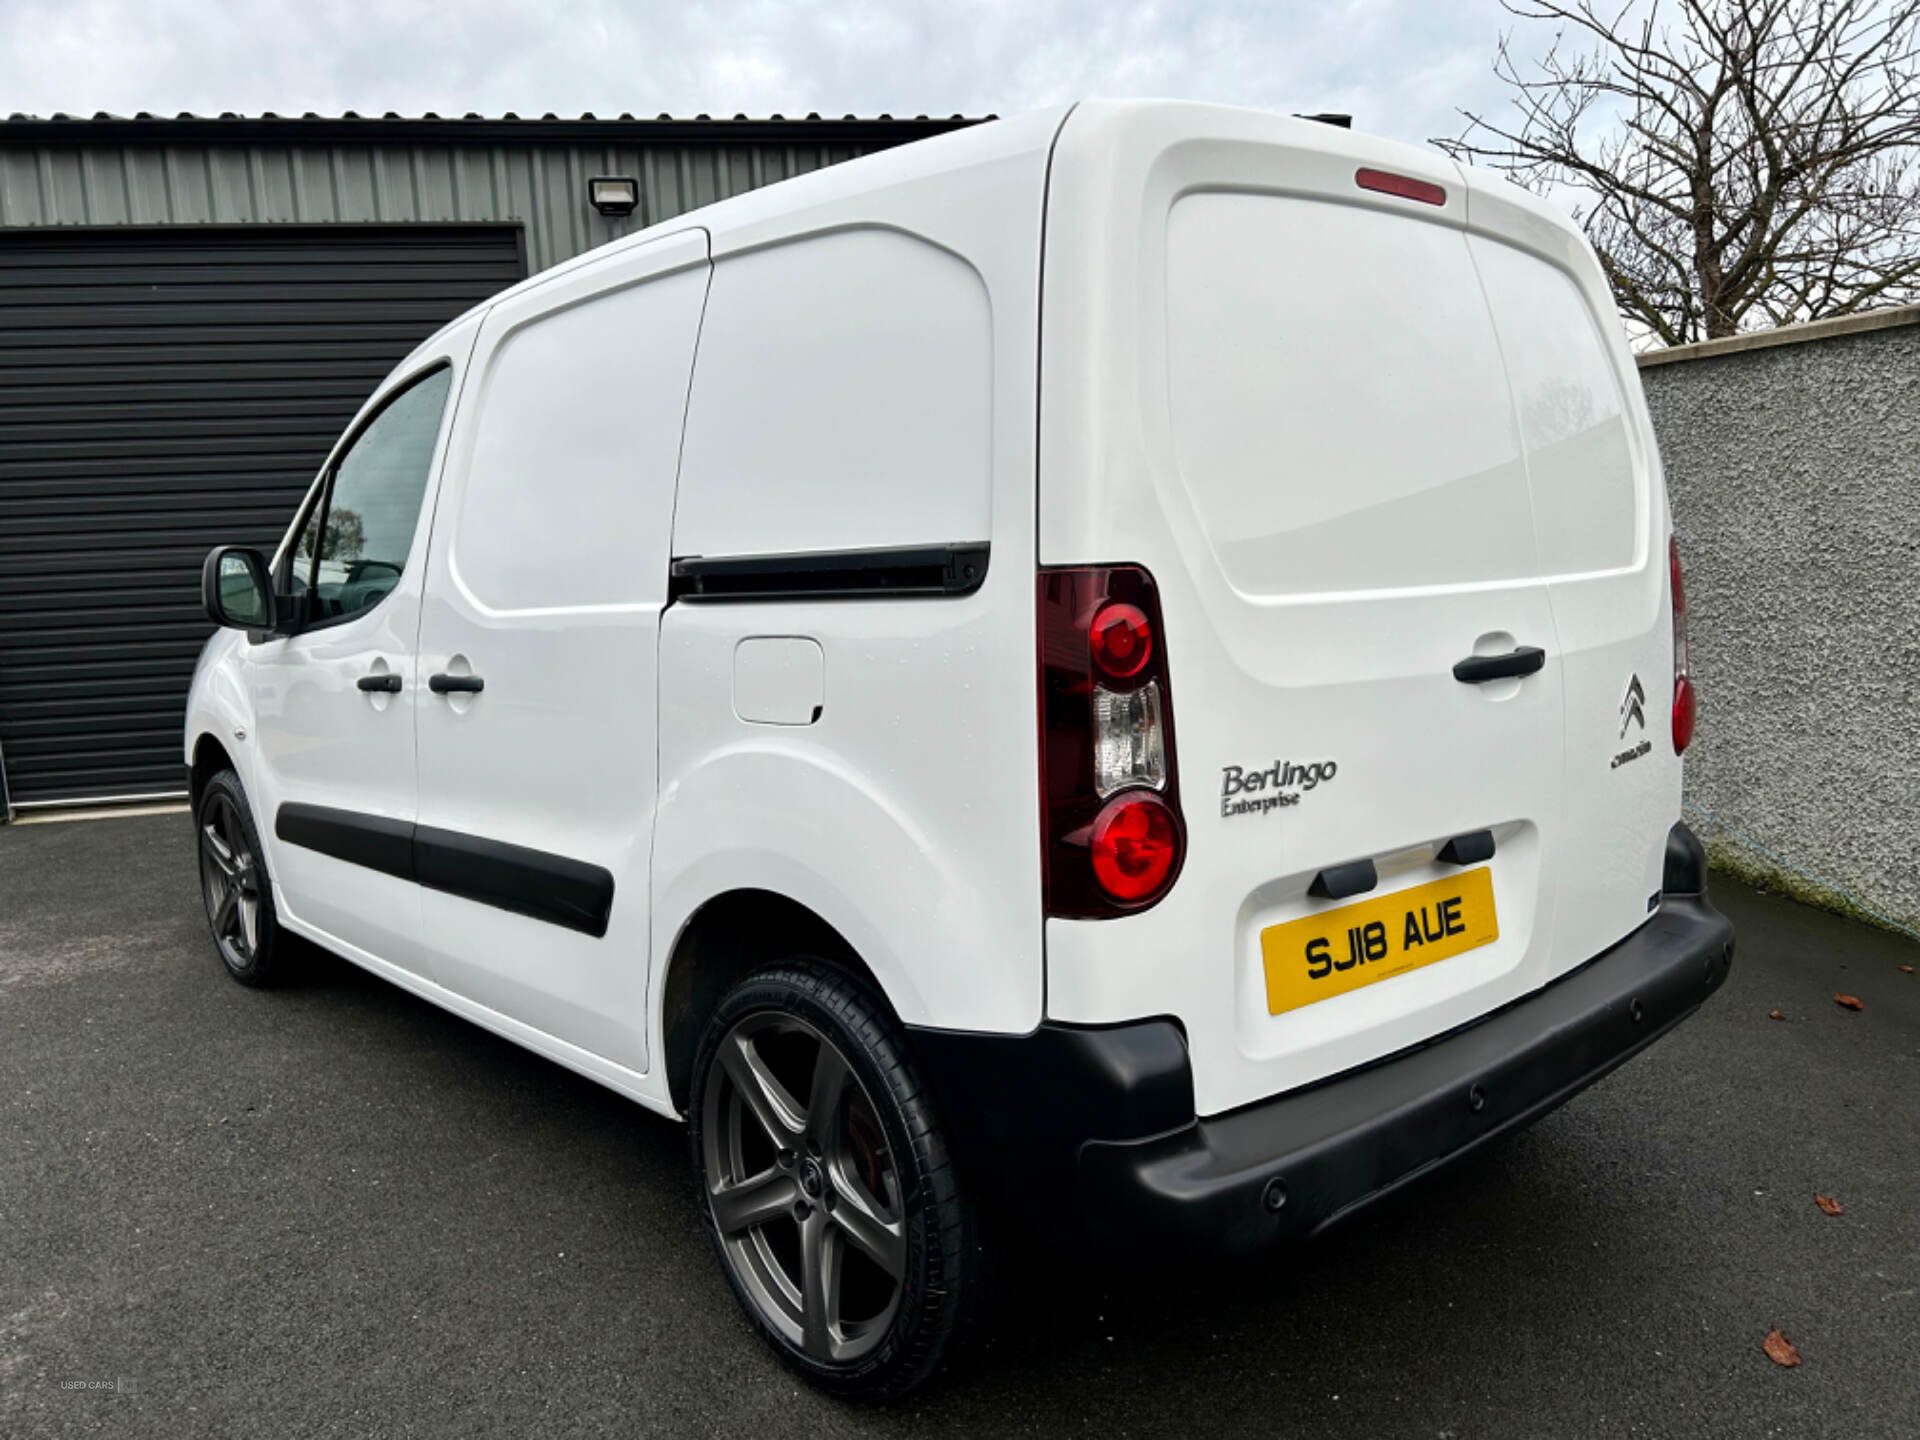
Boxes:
[1090,794,1180,901]
[1670,535,1695,754]
[1039,566,1185,916]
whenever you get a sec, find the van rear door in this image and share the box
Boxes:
[1462,173,1679,971]
[1039,104,1576,1114]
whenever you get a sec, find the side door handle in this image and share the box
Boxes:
[1452,646,1546,683]
[356,673,402,694]
[428,673,485,695]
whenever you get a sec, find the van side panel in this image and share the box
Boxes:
[650,113,1062,1041]
[412,230,712,1074]
[671,229,992,558]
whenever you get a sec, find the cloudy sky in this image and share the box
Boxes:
[0,0,1556,153]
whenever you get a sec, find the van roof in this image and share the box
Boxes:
[402,99,1588,362]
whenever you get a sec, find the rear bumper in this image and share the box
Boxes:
[910,824,1733,1254]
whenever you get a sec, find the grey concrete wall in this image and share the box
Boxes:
[1639,313,1920,932]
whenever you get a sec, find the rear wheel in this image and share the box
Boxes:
[689,961,973,1400]
[195,768,285,986]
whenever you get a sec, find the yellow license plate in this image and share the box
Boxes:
[1261,867,1499,1016]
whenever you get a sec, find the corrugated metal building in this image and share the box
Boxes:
[0,111,978,812]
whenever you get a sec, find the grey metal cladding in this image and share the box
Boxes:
[0,131,911,271]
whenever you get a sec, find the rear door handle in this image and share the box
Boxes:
[1452,646,1546,683]
[357,672,402,694]
[428,673,485,695]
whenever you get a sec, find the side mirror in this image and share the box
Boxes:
[201,546,276,632]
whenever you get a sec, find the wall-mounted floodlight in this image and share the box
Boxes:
[588,176,639,217]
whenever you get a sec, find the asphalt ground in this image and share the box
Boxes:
[2,810,1916,1438]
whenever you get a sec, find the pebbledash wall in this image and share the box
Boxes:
[1638,305,1920,935]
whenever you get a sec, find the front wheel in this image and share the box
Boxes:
[195,768,286,986]
[689,961,974,1400]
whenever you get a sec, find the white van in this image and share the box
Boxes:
[186,100,1733,1397]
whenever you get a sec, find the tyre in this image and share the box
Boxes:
[689,960,973,1400]
[194,768,286,987]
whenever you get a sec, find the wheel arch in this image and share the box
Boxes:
[658,887,889,1116]
[189,733,235,814]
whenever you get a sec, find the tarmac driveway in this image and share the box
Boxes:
[2,810,1917,1438]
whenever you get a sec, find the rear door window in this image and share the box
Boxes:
[1469,237,1640,576]
[1164,193,1536,598]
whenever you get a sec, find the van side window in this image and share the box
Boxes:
[1470,238,1638,575]
[451,266,708,610]
[306,368,453,623]
[673,229,992,559]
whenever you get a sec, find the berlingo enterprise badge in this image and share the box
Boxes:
[1220,758,1338,819]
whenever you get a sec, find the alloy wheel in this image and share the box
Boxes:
[701,1012,909,1364]
[198,789,262,971]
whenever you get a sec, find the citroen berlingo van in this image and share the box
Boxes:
[186,99,1734,1398]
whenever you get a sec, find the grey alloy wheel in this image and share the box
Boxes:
[198,785,263,972]
[701,1010,909,1364]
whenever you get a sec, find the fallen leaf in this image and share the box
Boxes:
[1814,1194,1844,1216]
[1769,1009,1786,1021]
[1833,993,1864,1011]
[1762,1327,1801,1368]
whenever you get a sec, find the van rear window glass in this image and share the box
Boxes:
[1470,236,1639,575]
[673,229,991,559]
[1165,193,1536,597]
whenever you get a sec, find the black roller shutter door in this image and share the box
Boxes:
[0,224,524,807]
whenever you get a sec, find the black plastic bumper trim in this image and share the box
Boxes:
[274,802,614,937]
[1079,890,1733,1254]
[907,1018,1195,1205]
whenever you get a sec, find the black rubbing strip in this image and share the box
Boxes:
[668,543,989,602]
[274,803,614,937]
[275,802,416,882]
[413,825,615,938]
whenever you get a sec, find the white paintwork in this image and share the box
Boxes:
[651,109,1058,1042]
[1037,100,1671,1114]
[1458,170,1679,970]
[411,230,711,1073]
[187,98,1675,1129]
[732,638,826,725]
[674,227,993,559]
[187,315,482,984]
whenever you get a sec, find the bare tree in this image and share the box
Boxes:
[1438,1,1920,345]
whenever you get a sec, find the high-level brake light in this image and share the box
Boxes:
[1355,167,1446,206]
